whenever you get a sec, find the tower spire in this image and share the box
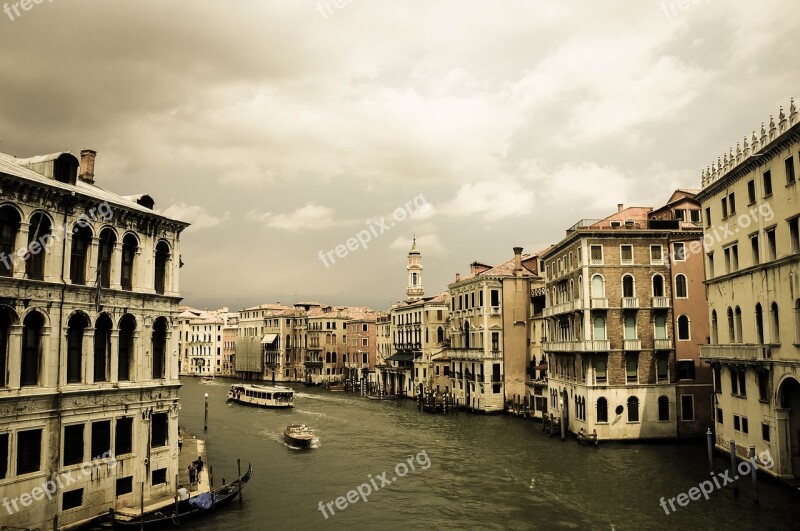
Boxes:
[406,237,424,301]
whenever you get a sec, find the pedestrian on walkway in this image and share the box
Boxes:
[188,464,197,485]
[178,435,183,454]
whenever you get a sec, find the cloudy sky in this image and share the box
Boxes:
[1,0,797,311]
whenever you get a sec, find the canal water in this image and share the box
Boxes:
[178,378,800,530]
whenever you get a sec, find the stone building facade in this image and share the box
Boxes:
[0,149,188,529]
[699,100,800,479]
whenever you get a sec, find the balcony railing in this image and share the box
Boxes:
[621,297,639,309]
[490,306,501,316]
[623,339,642,350]
[591,298,609,309]
[654,338,673,350]
[651,296,670,308]
[579,340,610,351]
[700,344,771,362]
[543,341,575,352]
[448,348,496,360]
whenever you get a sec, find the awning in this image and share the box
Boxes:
[261,334,279,345]
[387,352,415,362]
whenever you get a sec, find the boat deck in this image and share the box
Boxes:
[114,429,211,518]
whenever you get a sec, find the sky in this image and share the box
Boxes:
[0,0,797,311]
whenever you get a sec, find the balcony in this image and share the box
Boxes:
[490,306,501,316]
[654,338,673,350]
[651,296,670,308]
[700,344,772,362]
[621,297,639,309]
[579,340,610,352]
[623,339,641,350]
[591,298,609,309]
[543,341,575,352]
[448,348,499,360]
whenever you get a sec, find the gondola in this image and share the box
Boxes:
[110,463,253,528]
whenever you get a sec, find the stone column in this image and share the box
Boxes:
[84,328,95,384]
[131,330,141,382]
[12,222,29,279]
[110,329,120,382]
[775,408,792,477]
[62,231,73,283]
[111,242,122,290]
[88,236,100,287]
[7,325,22,389]
[39,325,52,388]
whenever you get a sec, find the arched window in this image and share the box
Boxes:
[755,303,764,344]
[591,275,605,298]
[593,316,606,340]
[624,315,636,340]
[735,307,743,343]
[152,317,168,379]
[626,356,638,383]
[332,352,337,363]
[656,358,668,382]
[437,327,444,343]
[658,396,670,421]
[332,334,337,344]
[595,359,607,383]
[677,315,690,341]
[597,397,608,422]
[711,310,718,344]
[675,274,688,298]
[654,315,667,340]
[67,313,88,383]
[627,396,640,422]
[94,314,112,382]
[154,241,170,295]
[121,234,137,291]
[770,302,780,344]
[118,314,135,381]
[652,274,665,297]
[70,225,92,285]
[727,307,735,343]
[0,206,20,277]
[97,229,116,289]
[325,352,331,363]
[622,275,635,298]
[26,213,51,280]
[21,311,44,386]
[0,308,13,387]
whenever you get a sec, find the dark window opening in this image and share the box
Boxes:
[116,476,134,497]
[70,225,91,285]
[63,424,84,466]
[26,213,51,280]
[91,420,111,460]
[152,468,167,485]
[0,206,20,277]
[21,312,44,386]
[121,234,137,291]
[67,313,86,384]
[94,314,112,382]
[62,489,84,511]
[17,429,42,475]
[151,413,168,448]
[116,417,133,455]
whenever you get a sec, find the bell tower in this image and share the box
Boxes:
[406,237,424,301]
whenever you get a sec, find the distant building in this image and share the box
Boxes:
[699,100,800,480]
[345,313,378,387]
[177,307,227,377]
[543,194,712,441]
[221,313,238,377]
[0,149,188,529]
[446,247,541,412]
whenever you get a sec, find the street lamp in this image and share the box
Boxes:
[204,393,209,432]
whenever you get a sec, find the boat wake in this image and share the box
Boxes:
[295,409,327,417]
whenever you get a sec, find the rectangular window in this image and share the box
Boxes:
[734,415,741,431]
[620,245,633,265]
[766,228,777,260]
[742,417,749,434]
[490,290,499,307]
[650,245,663,264]
[62,489,83,511]
[673,242,686,261]
[362,324,368,332]
[680,395,695,421]
[91,420,111,460]
[716,408,723,424]
[713,366,722,393]
[762,423,771,442]
[690,209,701,224]
[705,207,712,228]
[747,179,756,204]
[738,369,747,397]
[151,413,168,448]
[721,197,728,218]
[786,156,796,184]
[729,193,736,214]
[675,209,685,221]
[0,433,7,479]
[751,234,760,266]
[152,468,167,485]
[116,476,134,497]
[707,252,714,278]
[17,429,42,475]
[730,368,739,395]
[758,371,769,401]
[63,424,85,466]
[764,170,773,196]
[590,245,603,264]
[790,217,800,254]
[677,360,695,381]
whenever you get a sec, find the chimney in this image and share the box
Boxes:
[79,149,97,184]
[513,247,523,272]
[617,203,624,212]
[455,273,461,282]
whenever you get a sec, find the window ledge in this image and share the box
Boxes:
[626,421,641,424]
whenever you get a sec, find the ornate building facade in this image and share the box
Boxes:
[0,149,188,528]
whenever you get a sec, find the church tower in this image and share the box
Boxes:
[406,237,424,301]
